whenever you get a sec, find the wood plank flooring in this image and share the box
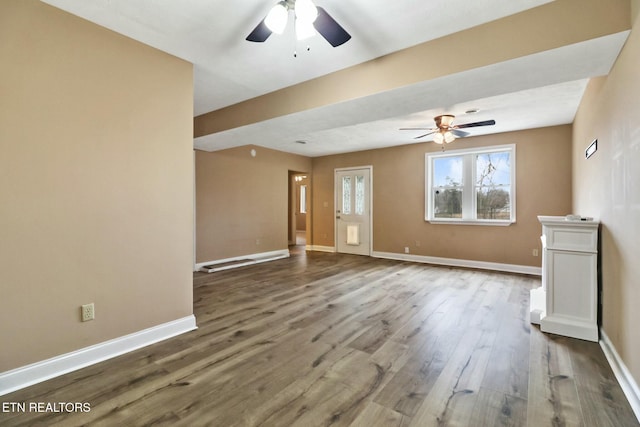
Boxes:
[1,251,638,426]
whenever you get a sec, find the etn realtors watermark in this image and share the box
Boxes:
[2,401,91,413]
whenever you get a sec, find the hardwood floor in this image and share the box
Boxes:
[1,251,637,426]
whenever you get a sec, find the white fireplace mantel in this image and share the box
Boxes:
[530,215,599,342]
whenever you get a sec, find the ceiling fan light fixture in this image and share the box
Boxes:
[264,2,288,34]
[247,1,350,47]
[444,131,456,143]
[432,130,455,144]
[295,18,316,40]
[295,0,318,23]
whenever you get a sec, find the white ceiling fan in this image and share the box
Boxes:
[400,115,496,144]
[246,0,351,47]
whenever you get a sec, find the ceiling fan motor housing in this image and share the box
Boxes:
[435,114,455,129]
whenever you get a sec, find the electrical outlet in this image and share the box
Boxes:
[532,248,539,257]
[81,303,95,322]
[404,247,410,254]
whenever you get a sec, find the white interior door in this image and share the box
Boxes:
[335,167,371,255]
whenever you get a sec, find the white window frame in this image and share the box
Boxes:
[425,144,516,226]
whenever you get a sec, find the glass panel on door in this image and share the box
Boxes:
[355,175,365,215]
[342,176,351,214]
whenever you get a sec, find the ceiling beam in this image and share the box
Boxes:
[194,0,630,139]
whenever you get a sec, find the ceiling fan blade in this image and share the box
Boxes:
[451,129,470,138]
[455,119,496,129]
[399,127,434,130]
[246,19,272,42]
[414,131,436,139]
[313,7,351,47]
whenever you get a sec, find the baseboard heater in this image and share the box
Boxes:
[200,259,254,273]
[199,253,288,273]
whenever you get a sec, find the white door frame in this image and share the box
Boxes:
[334,166,373,255]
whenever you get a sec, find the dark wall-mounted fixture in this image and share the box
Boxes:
[586,139,597,159]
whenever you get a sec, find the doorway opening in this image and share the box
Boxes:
[288,171,310,254]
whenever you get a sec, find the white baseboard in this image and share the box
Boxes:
[0,315,197,397]
[195,249,290,273]
[306,245,336,253]
[372,251,542,276]
[600,329,640,422]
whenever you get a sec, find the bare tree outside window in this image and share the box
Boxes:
[476,153,511,220]
[434,177,462,218]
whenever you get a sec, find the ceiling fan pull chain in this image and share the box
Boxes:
[292,31,311,57]
[293,29,297,57]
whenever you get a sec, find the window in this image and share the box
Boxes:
[426,144,515,225]
[300,185,307,213]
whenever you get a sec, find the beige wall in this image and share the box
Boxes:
[0,1,194,371]
[572,5,640,385]
[196,146,311,263]
[3,0,635,392]
[311,126,572,267]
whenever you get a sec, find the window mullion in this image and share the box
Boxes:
[471,153,478,220]
[462,154,474,220]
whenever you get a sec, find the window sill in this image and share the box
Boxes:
[426,219,515,227]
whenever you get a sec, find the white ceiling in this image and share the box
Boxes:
[42,0,629,157]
